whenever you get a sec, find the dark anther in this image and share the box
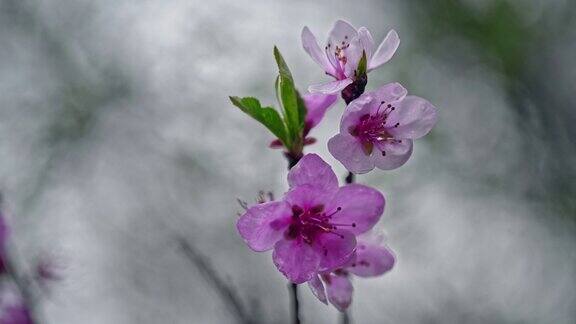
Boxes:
[310,205,324,214]
[292,205,303,216]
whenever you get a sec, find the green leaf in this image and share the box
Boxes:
[295,90,307,128]
[273,46,301,142]
[357,50,367,76]
[229,96,289,146]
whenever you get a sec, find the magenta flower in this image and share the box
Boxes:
[0,288,33,324]
[0,212,8,275]
[307,233,395,311]
[302,93,338,136]
[328,83,438,173]
[302,20,400,94]
[0,304,32,324]
[270,93,337,148]
[237,154,384,284]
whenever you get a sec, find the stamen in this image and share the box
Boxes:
[324,231,345,239]
[331,222,357,228]
[236,198,248,210]
[325,206,342,218]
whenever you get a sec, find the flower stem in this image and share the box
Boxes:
[345,172,355,184]
[289,283,301,324]
[283,153,302,324]
[341,311,351,324]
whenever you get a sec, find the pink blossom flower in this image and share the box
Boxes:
[270,93,337,148]
[302,93,338,135]
[237,154,385,284]
[328,83,437,173]
[302,20,400,94]
[0,304,32,324]
[307,233,395,311]
[0,212,9,275]
[0,288,32,324]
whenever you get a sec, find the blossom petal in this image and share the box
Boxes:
[368,29,400,70]
[303,93,338,130]
[308,78,354,94]
[340,93,374,133]
[326,184,385,235]
[314,229,356,272]
[308,274,328,304]
[343,37,364,77]
[373,139,413,170]
[371,83,408,114]
[284,185,333,211]
[237,201,292,252]
[357,27,375,59]
[324,273,353,312]
[387,96,437,139]
[1,303,33,324]
[302,27,336,76]
[288,153,338,195]
[328,133,375,174]
[348,240,395,278]
[273,239,321,284]
[327,20,358,48]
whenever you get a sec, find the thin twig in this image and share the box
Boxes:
[176,237,254,324]
[341,310,351,324]
[288,283,300,324]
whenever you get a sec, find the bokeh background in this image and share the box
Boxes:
[1,0,575,323]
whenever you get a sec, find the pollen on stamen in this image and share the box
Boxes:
[382,151,386,156]
[394,123,400,128]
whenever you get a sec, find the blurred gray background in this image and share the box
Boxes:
[1,0,575,323]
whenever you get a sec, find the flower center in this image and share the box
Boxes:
[284,204,355,244]
[349,101,402,155]
[325,35,351,79]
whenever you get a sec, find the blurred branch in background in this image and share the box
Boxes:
[0,0,130,322]
[177,237,257,324]
[1,0,130,219]
[398,0,576,217]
